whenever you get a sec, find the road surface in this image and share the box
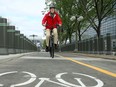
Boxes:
[0,52,116,87]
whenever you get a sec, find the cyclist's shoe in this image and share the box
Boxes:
[46,46,49,52]
[54,44,58,49]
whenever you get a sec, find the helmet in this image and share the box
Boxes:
[49,3,55,9]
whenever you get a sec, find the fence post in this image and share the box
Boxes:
[80,41,82,52]
[89,38,93,53]
[112,35,116,53]
[106,33,111,54]
[77,41,79,52]
[98,35,104,54]
[93,37,98,54]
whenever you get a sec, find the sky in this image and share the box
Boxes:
[0,0,46,40]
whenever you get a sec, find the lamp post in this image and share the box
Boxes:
[30,34,38,44]
[70,15,83,51]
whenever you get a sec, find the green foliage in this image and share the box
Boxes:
[42,40,46,49]
[46,0,116,42]
[79,0,116,37]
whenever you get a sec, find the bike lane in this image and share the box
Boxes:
[0,52,115,87]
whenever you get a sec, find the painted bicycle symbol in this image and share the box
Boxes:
[0,71,104,87]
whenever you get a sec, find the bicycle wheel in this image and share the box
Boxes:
[49,39,54,58]
[50,43,54,58]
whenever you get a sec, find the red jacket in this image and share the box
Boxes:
[42,11,62,29]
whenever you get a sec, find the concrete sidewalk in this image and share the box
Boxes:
[73,53,116,60]
[0,52,35,64]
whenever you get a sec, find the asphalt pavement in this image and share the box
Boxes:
[0,52,116,87]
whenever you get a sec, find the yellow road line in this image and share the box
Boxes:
[56,54,116,78]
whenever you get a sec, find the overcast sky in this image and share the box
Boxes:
[0,0,46,39]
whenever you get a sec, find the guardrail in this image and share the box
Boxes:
[0,17,37,55]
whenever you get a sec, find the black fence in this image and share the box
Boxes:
[61,34,116,55]
[0,17,38,55]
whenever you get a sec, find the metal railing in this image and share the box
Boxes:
[61,34,116,55]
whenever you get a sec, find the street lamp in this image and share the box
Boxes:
[70,15,83,51]
[30,34,38,44]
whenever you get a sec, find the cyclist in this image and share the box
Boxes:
[42,3,62,52]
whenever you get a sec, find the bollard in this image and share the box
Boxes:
[0,18,8,55]
[7,26,15,54]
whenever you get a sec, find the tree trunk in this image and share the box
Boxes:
[64,36,68,45]
[79,34,81,41]
[78,22,81,41]
[69,35,72,44]
[97,21,102,38]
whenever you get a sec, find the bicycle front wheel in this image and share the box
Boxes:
[49,43,54,58]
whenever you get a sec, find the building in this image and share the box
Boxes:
[81,15,116,52]
[82,15,116,38]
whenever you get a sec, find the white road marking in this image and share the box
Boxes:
[35,78,71,87]
[0,71,18,76]
[73,73,104,87]
[0,71,18,86]
[35,78,49,87]
[0,84,3,86]
[56,72,81,87]
[0,71,104,87]
[56,72,104,87]
[10,71,36,87]
[74,78,86,87]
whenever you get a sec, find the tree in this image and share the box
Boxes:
[56,0,91,42]
[55,0,75,44]
[79,0,116,38]
[42,40,46,49]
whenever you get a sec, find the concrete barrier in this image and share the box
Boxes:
[7,26,16,54]
[0,18,8,55]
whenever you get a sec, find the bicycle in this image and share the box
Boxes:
[49,29,54,58]
[44,25,63,58]
[49,26,63,58]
